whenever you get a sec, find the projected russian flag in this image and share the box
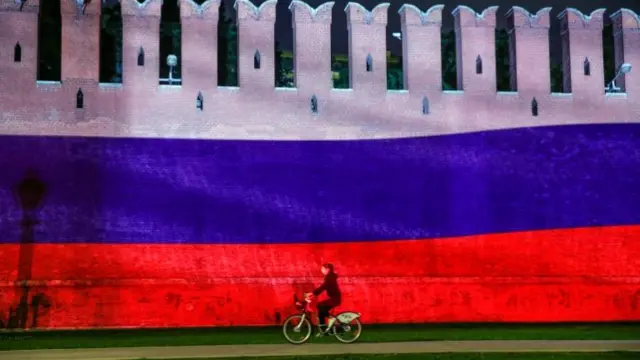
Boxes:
[0,123,639,328]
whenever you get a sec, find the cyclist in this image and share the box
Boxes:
[306,263,341,336]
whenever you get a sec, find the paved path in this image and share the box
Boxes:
[1,341,640,360]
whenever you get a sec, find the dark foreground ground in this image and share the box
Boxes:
[2,340,640,360]
[152,354,640,360]
[138,354,640,360]
[1,323,640,351]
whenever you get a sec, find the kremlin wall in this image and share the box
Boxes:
[0,0,637,138]
[0,0,639,329]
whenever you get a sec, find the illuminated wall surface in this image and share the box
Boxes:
[1,0,640,328]
[1,124,640,328]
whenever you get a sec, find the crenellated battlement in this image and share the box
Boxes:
[0,1,638,140]
[398,4,443,26]
[453,5,498,28]
[345,2,389,25]
[289,0,334,24]
[235,0,277,21]
[612,8,640,28]
[120,0,162,16]
[506,7,551,28]
[559,8,606,30]
[180,0,220,19]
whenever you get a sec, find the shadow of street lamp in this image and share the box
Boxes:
[9,170,47,329]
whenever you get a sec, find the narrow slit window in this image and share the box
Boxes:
[583,58,590,76]
[138,47,145,66]
[14,42,22,62]
[254,50,261,69]
[531,98,538,116]
[310,95,318,114]
[422,96,430,114]
[196,92,203,110]
[76,89,84,109]
[476,55,483,74]
[366,54,373,72]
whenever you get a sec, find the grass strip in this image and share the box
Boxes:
[133,352,640,360]
[1,323,639,350]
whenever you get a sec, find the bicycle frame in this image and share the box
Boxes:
[293,296,315,331]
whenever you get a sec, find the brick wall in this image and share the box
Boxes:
[0,2,637,141]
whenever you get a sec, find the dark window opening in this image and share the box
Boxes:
[138,47,144,66]
[254,50,260,69]
[476,55,483,74]
[76,89,84,109]
[584,57,590,76]
[196,92,203,110]
[422,96,429,114]
[14,42,22,62]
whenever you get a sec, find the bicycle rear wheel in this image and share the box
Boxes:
[282,314,312,345]
[334,318,362,343]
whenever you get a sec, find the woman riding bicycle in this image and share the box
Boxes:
[284,264,361,344]
[306,263,341,335]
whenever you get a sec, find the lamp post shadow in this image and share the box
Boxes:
[7,169,47,329]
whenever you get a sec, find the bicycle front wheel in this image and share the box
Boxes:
[282,314,312,345]
[334,318,362,343]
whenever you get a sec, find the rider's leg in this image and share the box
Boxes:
[326,300,342,333]
[317,300,331,326]
[316,301,332,336]
[317,306,329,327]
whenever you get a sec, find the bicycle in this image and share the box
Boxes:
[282,293,362,344]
